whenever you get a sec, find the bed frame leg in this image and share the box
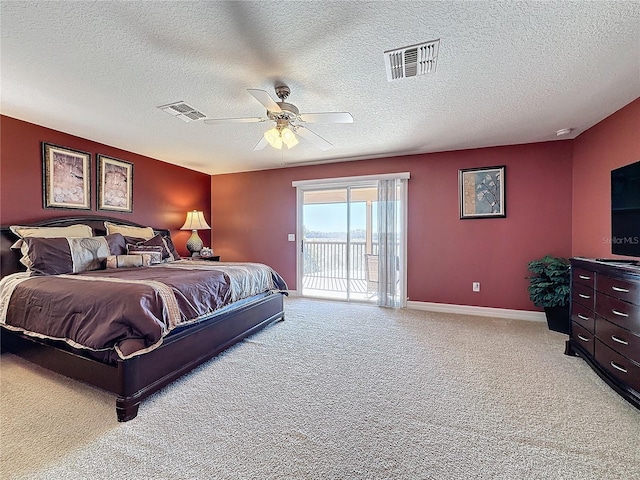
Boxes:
[116,398,140,422]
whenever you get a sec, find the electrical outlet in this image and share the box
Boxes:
[473,282,480,292]
[288,234,295,242]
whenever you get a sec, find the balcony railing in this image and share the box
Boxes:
[303,240,378,280]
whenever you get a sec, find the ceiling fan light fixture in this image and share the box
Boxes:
[264,127,283,149]
[281,127,298,148]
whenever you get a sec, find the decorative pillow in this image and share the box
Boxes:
[104,233,127,256]
[126,244,163,264]
[24,236,120,276]
[106,254,152,269]
[11,226,120,271]
[127,234,169,259]
[10,224,94,266]
[125,234,180,262]
[104,221,155,240]
[161,234,181,261]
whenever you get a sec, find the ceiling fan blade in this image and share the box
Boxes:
[253,136,268,151]
[298,112,354,124]
[295,126,333,151]
[204,117,266,125]
[247,89,282,113]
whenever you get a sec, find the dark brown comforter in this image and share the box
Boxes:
[0,261,287,359]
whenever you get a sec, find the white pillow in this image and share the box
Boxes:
[104,221,155,240]
[10,224,93,245]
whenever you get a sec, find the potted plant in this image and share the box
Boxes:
[527,255,571,334]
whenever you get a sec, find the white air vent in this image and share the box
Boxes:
[157,101,207,122]
[384,39,439,81]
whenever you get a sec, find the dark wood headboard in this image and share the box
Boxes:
[1,216,170,278]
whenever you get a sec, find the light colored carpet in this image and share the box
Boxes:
[1,297,639,479]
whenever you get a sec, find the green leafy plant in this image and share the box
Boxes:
[527,255,571,308]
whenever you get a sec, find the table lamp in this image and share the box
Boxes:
[180,210,211,257]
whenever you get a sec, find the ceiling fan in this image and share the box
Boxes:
[203,85,353,151]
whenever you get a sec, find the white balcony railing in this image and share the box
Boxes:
[303,240,378,280]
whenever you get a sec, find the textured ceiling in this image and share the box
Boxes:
[1,1,639,175]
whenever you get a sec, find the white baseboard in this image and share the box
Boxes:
[287,293,546,322]
[406,300,547,322]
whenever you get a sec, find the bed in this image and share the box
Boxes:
[0,216,288,421]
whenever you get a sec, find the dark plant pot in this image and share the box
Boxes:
[544,306,570,334]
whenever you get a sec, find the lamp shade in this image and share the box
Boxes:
[180,210,211,231]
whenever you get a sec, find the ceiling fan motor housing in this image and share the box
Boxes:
[274,118,290,130]
[268,102,299,123]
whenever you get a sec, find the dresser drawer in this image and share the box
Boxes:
[596,317,640,364]
[571,301,595,333]
[573,268,595,289]
[595,293,640,334]
[571,322,595,356]
[572,282,595,311]
[595,340,640,395]
[597,275,640,306]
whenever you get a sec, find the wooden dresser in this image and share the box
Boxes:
[565,257,640,410]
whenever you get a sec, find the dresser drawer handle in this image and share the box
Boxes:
[577,314,590,321]
[578,294,591,299]
[611,286,630,293]
[610,361,628,374]
[578,275,592,280]
[611,335,629,345]
[577,334,590,342]
[612,309,629,318]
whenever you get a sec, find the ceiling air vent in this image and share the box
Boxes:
[384,39,439,81]
[157,101,207,122]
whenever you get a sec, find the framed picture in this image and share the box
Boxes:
[42,142,91,210]
[459,165,506,219]
[97,155,133,213]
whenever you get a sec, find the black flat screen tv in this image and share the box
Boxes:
[611,160,640,257]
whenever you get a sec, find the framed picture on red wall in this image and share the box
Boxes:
[42,142,92,210]
[97,155,134,213]
[459,165,506,219]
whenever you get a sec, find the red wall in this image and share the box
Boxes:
[0,116,211,255]
[212,141,574,310]
[572,98,640,258]
[9,96,636,311]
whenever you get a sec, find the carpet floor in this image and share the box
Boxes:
[1,297,639,479]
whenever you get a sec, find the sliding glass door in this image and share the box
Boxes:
[299,185,377,301]
[301,187,348,300]
[294,173,409,306]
